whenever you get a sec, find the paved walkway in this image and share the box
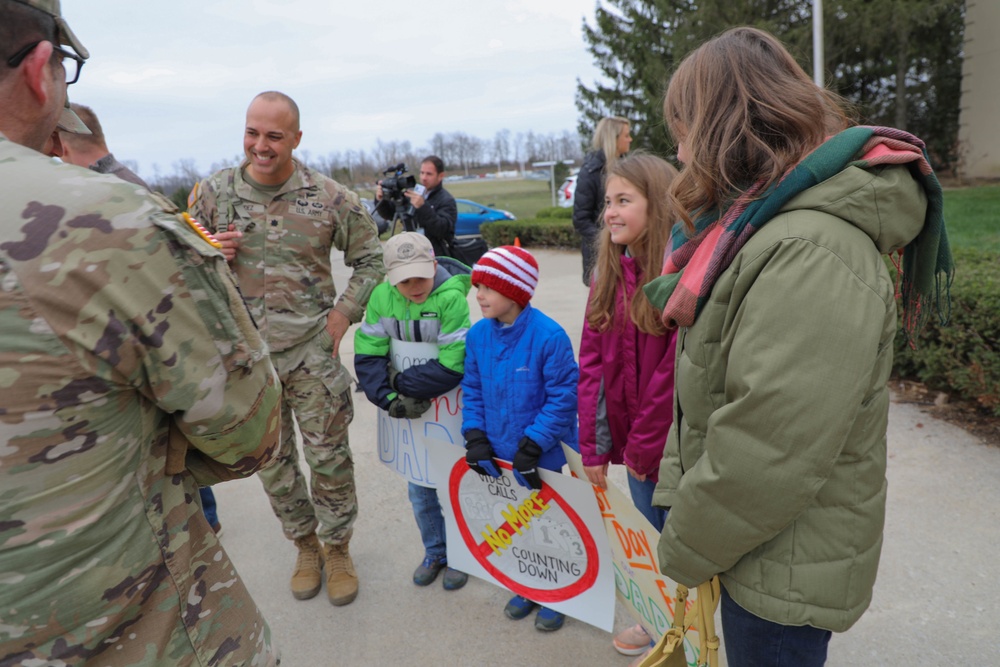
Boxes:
[214,249,1000,666]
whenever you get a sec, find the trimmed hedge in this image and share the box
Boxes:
[536,206,574,219]
[891,247,1000,415]
[480,218,577,248]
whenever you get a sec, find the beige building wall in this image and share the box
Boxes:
[959,1,1000,179]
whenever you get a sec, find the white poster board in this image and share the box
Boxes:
[562,445,705,664]
[427,439,615,632]
[376,340,464,488]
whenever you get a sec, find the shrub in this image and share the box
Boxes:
[480,219,578,249]
[169,187,190,212]
[536,206,573,220]
[892,248,1000,415]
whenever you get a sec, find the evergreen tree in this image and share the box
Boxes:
[576,1,813,157]
[824,0,964,169]
[577,0,964,169]
[576,0,688,157]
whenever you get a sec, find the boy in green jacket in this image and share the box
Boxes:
[354,232,471,590]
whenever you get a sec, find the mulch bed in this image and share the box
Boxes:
[891,379,1000,446]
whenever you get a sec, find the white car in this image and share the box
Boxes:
[557,175,577,208]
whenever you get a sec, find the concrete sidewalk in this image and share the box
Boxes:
[214,248,1000,666]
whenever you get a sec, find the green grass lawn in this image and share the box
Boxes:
[446,178,557,220]
[358,178,557,221]
[943,185,1000,252]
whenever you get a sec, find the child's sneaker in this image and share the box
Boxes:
[412,555,446,586]
[504,594,537,620]
[442,567,468,591]
[613,623,653,655]
[534,606,565,632]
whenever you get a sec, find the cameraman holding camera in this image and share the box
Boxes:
[376,155,457,259]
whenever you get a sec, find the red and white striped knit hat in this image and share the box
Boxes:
[471,246,539,308]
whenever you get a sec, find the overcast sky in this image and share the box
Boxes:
[61,1,602,180]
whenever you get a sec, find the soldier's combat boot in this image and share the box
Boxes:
[290,534,324,600]
[323,542,359,606]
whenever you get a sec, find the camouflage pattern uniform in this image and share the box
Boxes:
[0,135,282,666]
[189,159,383,546]
[90,152,150,189]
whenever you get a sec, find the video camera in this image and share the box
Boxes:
[380,163,420,231]
[380,163,416,205]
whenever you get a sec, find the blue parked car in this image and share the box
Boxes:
[455,199,516,237]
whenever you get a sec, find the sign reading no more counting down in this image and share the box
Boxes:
[428,440,615,632]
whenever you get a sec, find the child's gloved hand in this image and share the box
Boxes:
[464,429,500,478]
[512,436,543,490]
[387,395,431,419]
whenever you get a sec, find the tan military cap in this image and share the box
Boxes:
[12,0,89,58]
[12,1,91,134]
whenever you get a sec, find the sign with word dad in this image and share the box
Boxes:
[562,445,706,665]
[428,440,615,632]
[376,341,464,488]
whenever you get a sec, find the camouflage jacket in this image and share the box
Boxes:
[189,159,384,352]
[0,136,281,667]
[90,152,150,189]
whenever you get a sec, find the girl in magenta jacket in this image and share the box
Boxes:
[577,153,679,657]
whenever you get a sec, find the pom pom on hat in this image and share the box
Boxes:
[471,246,539,308]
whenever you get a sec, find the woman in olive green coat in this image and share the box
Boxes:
[650,27,952,666]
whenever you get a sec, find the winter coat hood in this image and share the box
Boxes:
[779,162,926,254]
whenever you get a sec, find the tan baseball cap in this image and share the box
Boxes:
[384,232,436,286]
[13,1,91,134]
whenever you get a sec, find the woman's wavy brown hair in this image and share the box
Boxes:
[664,26,852,231]
[586,152,678,335]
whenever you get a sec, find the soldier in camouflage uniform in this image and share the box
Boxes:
[0,2,283,666]
[188,91,384,606]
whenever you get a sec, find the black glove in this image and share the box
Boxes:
[387,395,431,419]
[512,436,544,490]
[464,429,500,478]
[387,363,402,393]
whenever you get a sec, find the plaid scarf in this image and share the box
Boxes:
[645,126,953,338]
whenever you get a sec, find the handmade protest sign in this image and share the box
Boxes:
[376,340,463,488]
[562,445,705,664]
[427,440,615,632]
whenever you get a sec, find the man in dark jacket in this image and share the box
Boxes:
[376,155,457,259]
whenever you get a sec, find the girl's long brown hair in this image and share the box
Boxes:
[664,27,852,231]
[586,153,678,335]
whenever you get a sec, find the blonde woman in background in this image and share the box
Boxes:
[572,115,632,285]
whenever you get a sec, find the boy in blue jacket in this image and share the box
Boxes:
[355,232,471,591]
[462,245,579,632]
